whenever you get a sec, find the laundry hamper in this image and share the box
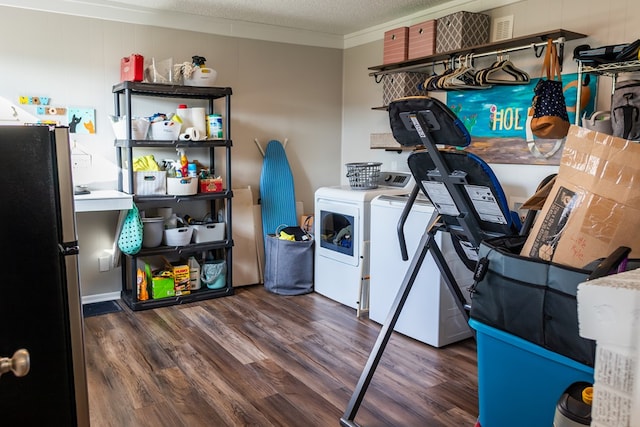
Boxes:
[264,233,314,295]
[345,162,382,190]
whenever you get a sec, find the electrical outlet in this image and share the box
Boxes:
[98,253,112,272]
[72,153,91,170]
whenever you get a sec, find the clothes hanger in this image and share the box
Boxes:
[481,52,530,85]
[424,61,451,91]
[445,54,492,90]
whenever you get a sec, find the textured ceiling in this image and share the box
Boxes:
[104,0,454,35]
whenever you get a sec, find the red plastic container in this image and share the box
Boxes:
[120,54,144,82]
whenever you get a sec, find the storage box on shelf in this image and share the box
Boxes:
[112,81,234,311]
[200,177,223,193]
[192,222,225,243]
[150,120,181,140]
[408,20,437,59]
[123,170,166,195]
[167,176,197,196]
[151,275,175,299]
[164,226,193,246]
[382,72,427,106]
[436,11,490,53]
[383,27,409,64]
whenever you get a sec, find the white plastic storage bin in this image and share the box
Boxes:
[191,222,225,243]
[164,227,193,246]
[123,170,166,195]
[111,116,150,139]
[167,176,197,195]
[150,120,181,140]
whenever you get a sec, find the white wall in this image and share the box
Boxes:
[0,6,343,299]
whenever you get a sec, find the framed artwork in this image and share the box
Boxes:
[447,73,597,165]
[67,107,96,134]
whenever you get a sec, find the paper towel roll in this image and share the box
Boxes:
[179,127,201,141]
[189,107,207,140]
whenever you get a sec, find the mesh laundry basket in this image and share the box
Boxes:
[345,162,382,190]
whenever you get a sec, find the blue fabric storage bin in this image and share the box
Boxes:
[469,319,594,427]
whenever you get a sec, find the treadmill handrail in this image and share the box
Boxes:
[396,184,419,261]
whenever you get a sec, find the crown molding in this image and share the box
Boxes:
[0,0,520,49]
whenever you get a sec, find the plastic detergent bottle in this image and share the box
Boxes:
[176,104,192,128]
[177,148,188,177]
[188,257,201,290]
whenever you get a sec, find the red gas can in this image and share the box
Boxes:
[120,54,144,82]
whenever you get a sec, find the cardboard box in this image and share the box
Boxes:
[200,177,223,193]
[300,214,314,235]
[173,264,191,296]
[383,27,409,64]
[382,72,427,106]
[521,125,640,268]
[151,276,175,299]
[436,11,490,53]
[408,20,437,59]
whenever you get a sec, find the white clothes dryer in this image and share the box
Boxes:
[314,172,413,316]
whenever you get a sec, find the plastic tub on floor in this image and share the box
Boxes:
[469,319,594,427]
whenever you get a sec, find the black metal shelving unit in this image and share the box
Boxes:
[113,81,234,311]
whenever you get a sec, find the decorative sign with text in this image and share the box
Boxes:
[447,73,597,165]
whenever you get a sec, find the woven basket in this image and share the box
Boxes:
[345,162,382,190]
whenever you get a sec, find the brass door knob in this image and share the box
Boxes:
[0,349,30,378]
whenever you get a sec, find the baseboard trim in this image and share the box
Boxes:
[82,291,120,305]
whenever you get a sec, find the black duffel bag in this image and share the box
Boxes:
[469,235,634,367]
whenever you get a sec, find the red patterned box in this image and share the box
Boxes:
[408,20,437,59]
[383,27,409,64]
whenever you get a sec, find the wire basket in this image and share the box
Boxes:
[345,162,382,190]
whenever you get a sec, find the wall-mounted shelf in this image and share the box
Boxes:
[369,29,587,76]
[369,29,588,151]
[575,59,640,125]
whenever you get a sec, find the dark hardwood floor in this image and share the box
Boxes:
[84,285,479,426]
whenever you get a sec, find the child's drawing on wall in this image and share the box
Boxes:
[67,107,96,134]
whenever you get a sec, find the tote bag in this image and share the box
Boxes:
[530,39,571,140]
[117,203,143,255]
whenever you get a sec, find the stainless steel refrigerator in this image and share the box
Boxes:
[0,125,89,426]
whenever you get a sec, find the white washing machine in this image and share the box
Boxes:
[369,194,474,347]
[314,172,414,315]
